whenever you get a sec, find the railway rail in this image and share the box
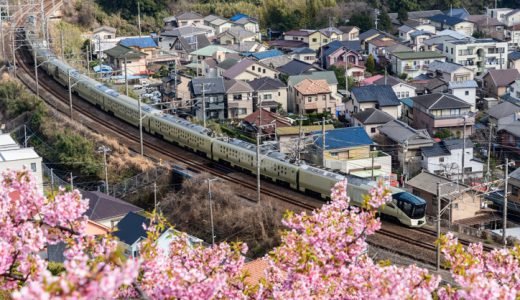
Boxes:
[8,0,499,268]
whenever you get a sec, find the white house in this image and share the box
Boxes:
[389,51,447,79]
[372,75,417,99]
[448,80,478,111]
[0,134,43,193]
[421,139,484,179]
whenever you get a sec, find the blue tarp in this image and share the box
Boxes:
[93,64,113,73]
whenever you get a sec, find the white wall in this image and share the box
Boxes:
[422,147,483,179]
[451,87,476,111]
[393,84,416,99]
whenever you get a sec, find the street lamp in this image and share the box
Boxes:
[206,177,221,245]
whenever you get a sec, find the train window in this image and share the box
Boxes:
[387,203,395,209]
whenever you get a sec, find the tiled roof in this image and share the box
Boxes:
[338,25,358,33]
[448,80,478,89]
[222,59,256,79]
[391,51,446,60]
[443,8,470,19]
[221,41,264,53]
[484,69,520,87]
[178,34,210,53]
[276,124,334,136]
[220,26,256,39]
[319,26,343,37]
[509,51,520,61]
[104,44,146,59]
[428,60,467,73]
[191,45,237,57]
[388,10,443,22]
[351,85,401,107]
[407,172,469,199]
[268,39,308,49]
[373,75,410,87]
[386,43,413,53]
[314,127,374,150]
[378,119,434,145]
[244,49,283,60]
[287,71,338,87]
[466,15,504,26]
[190,77,226,95]
[290,47,315,54]
[176,12,203,20]
[216,58,239,70]
[368,37,399,47]
[259,55,293,68]
[485,101,520,119]
[410,30,433,38]
[352,108,394,125]
[320,40,362,58]
[83,191,143,222]
[428,13,470,26]
[113,212,152,245]
[120,37,157,49]
[234,17,257,25]
[294,78,330,95]
[284,30,313,37]
[243,108,292,130]
[361,75,384,85]
[421,142,451,157]
[161,25,213,38]
[224,79,253,93]
[411,93,471,110]
[243,259,268,285]
[504,9,520,18]
[398,25,415,33]
[93,26,116,34]
[277,59,316,76]
[444,138,474,150]
[248,77,286,91]
[230,13,249,22]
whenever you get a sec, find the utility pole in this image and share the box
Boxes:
[487,123,494,180]
[374,9,380,30]
[201,84,206,128]
[23,124,27,147]
[294,114,307,164]
[371,147,375,180]
[86,44,90,77]
[153,181,158,211]
[402,140,408,183]
[321,116,326,165]
[68,70,73,119]
[97,145,111,195]
[207,178,219,245]
[60,25,64,59]
[137,1,141,37]
[124,56,128,96]
[70,172,74,190]
[1,12,5,60]
[503,157,509,246]
[50,168,54,190]
[436,182,441,271]
[138,95,144,156]
[256,106,263,203]
[461,116,467,184]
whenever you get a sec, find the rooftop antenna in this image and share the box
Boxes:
[138,1,142,37]
[449,4,453,17]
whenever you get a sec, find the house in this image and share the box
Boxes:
[167,34,210,63]
[443,8,470,19]
[377,119,435,177]
[406,172,487,223]
[319,26,344,42]
[311,127,392,178]
[427,14,475,36]
[442,38,508,76]
[216,58,239,76]
[508,51,520,71]
[409,77,449,95]
[0,133,43,193]
[249,77,288,112]
[503,9,520,27]
[92,26,116,40]
[421,139,484,179]
[224,79,254,119]
[233,17,260,36]
[191,45,238,63]
[294,79,336,115]
[422,33,464,52]
[190,76,227,120]
[174,12,204,27]
[287,71,339,113]
[283,30,329,50]
[338,26,360,40]
[119,37,158,57]
[204,15,233,34]
[352,108,395,137]
[485,101,520,133]
[349,85,402,119]
[276,124,334,154]
[114,212,202,258]
[427,60,474,82]
[82,190,143,229]
[409,30,435,52]
[506,24,520,49]
[161,72,191,104]
[218,27,257,45]
[482,69,520,98]
[400,97,414,125]
[497,125,520,157]
[318,40,362,69]
[358,29,396,51]
[267,39,309,51]
[411,93,474,137]
[259,55,293,69]
[289,47,317,64]
[448,80,478,111]
[466,15,505,41]
[486,8,513,23]
[104,44,148,76]
[277,60,321,76]
[243,108,292,136]
[222,59,279,81]
[366,37,400,62]
[506,168,520,207]
[244,49,283,61]
[372,75,417,99]
[222,41,266,53]
[389,51,447,79]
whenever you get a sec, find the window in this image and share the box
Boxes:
[237,108,247,115]
[371,127,376,133]
[465,90,469,96]
[322,95,326,100]
[439,157,444,162]
[31,163,36,172]
[233,94,242,101]
[432,110,441,116]
[453,203,459,209]
[450,108,460,115]
[262,69,266,74]
[312,38,317,42]
[252,66,255,71]
[307,97,312,102]
[263,94,272,100]
[323,39,328,43]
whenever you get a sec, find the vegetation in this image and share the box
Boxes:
[434,128,453,139]
[330,65,355,91]
[365,54,376,74]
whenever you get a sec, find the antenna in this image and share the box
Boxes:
[374,9,380,30]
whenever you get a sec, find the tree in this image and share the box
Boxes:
[397,7,408,23]
[6,169,520,299]
[378,10,392,32]
[366,54,376,74]
[347,11,373,32]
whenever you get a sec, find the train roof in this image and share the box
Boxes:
[300,164,345,180]
[226,138,292,162]
[159,113,211,135]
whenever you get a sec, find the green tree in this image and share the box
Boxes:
[397,7,408,23]
[434,128,453,139]
[378,10,392,32]
[366,54,376,74]
[347,12,373,32]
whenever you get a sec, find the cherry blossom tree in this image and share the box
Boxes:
[3,169,520,299]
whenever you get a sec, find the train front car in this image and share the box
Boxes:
[389,191,426,227]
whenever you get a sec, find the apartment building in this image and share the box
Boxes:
[389,51,446,79]
[442,38,508,76]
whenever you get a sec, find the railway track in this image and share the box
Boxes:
[9,1,498,268]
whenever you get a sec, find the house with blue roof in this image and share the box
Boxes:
[311,127,392,178]
[243,49,283,61]
[427,13,474,36]
[318,40,362,69]
[119,37,158,57]
[289,47,317,64]
[349,85,402,119]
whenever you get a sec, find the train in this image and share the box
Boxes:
[24,28,427,227]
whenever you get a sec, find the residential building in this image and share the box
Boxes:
[507,168,520,206]
[276,124,334,154]
[508,79,520,102]
[319,26,344,42]
[318,40,362,69]
[390,51,447,79]
[485,101,520,134]
[190,76,227,120]
[119,37,158,57]
[244,49,283,61]
[376,119,435,177]
[443,8,470,19]
[466,15,505,41]
[277,60,321,76]
[268,39,308,51]
[174,12,204,27]
[486,8,513,23]
[366,37,400,62]
[92,26,116,40]
[442,38,509,76]
[407,172,486,223]
[222,59,279,81]
[289,47,317,64]
[222,41,266,53]
[294,79,335,114]
[482,69,520,98]
[372,75,417,99]
[411,93,474,137]
[448,80,478,111]
[338,26,360,40]
[287,71,339,113]
[259,55,293,69]
[104,44,147,76]
[216,58,239,76]
[191,45,238,63]
[421,139,484,179]
[497,125,520,157]
[283,30,328,50]
[311,127,391,178]
[506,24,520,49]
[82,190,143,229]
[352,108,395,137]
[508,51,520,71]
[427,14,475,36]
[225,79,254,119]
[400,97,414,125]
[359,29,394,51]
[409,30,435,52]
[165,34,210,63]
[249,77,288,112]
[114,212,202,258]
[503,9,520,27]
[427,60,474,82]
[203,15,233,34]
[233,17,260,37]
[218,27,257,45]
[0,134,42,192]
[243,109,292,136]
[348,85,402,119]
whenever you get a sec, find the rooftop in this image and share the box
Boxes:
[105,44,146,59]
[407,171,470,200]
[276,124,335,136]
[83,190,143,222]
[428,60,468,74]
[190,77,226,95]
[176,11,203,21]
[220,26,256,39]
[243,49,283,60]
[288,71,338,87]
[352,108,395,125]
[119,37,158,49]
[484,69,520,87]
[314,127,374,150]
[351,85,401,107]
[448,80,478,89]
[411,93,471,110]
[391,51,446,60]
[248,77,286,91]
[224,79,253,93]
[294,78,330,95]
[0,147,40,162]
[277,59,317,76]
[485,101,520,119]
[378,119,434,145]
[428,13,471,26]
[191,45,237,57]
[222,59,258,79]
